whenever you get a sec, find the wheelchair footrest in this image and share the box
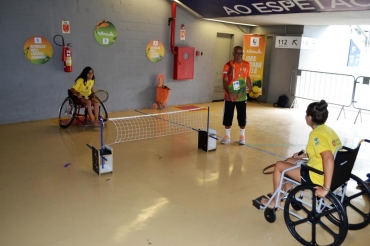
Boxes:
[252,195,269,210]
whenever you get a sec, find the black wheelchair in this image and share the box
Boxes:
[58,90,108,128]
[253,139,370,246]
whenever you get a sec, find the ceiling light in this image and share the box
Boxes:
[204,18,257,27]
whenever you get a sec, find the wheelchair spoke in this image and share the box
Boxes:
[347,201,367,217]
[347,191,364,200]
[317,219,338,238]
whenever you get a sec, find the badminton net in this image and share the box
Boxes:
[108,108,205,144]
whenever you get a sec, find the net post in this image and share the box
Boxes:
[207,106,210,134]
[99,116,105,169]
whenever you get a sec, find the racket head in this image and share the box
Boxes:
[93,90,109,103]
[262,164,275,174]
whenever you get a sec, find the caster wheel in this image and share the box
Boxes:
[264,208,276,223]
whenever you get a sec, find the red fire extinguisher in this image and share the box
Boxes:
[54,34,72,72]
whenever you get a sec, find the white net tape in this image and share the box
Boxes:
[108,108,205,144]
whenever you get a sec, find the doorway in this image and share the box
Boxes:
[212,33,233,101]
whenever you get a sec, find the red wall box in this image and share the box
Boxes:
[173,46,194,80]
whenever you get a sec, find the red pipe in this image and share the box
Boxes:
[170,1,177,54]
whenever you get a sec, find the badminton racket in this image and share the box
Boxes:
[262,150,305,174]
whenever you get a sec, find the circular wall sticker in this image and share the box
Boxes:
[23,36,53,64]
[94,20,117,46]
[146,40,165,62]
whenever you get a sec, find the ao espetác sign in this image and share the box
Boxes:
[178,0,370,18]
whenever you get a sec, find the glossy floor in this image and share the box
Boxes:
[1,100,369,246]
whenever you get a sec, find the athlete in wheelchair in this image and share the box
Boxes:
[58,66,108,128]
[253,100,370,246]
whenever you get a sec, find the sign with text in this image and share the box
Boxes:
[243,34,266,95]
[301,37,317,50]
[179,0,370,18]
[275,36,301,49]
[275,36,318,49]
[23,36,53,64]
[94,20,117,46]
[146,40,165,63]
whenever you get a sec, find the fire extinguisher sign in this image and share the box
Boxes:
[180,30,186,40]
[62,21,70,34]
[23,36,53,64]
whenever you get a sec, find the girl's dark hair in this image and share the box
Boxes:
[75,66,95,85]
[306,100,329,124]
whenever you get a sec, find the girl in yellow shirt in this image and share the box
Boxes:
[70,67,100,126]
[262,100,341,208]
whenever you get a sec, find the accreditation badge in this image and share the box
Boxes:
[233,80,240,90]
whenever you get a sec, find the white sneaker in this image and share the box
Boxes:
[221,135,230,144]
[239,135,245,145]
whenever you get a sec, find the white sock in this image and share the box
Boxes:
[240,129,245,136]
[226,129,231,137]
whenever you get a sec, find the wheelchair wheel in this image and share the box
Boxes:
[284,184,348,246]
[59,97,76,128]
[92,102,108,122]
[327,174,370,230]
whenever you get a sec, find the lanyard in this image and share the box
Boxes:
[232,61,243,80]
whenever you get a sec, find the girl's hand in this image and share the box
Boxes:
[293,150,305,158]
[314,186,329,198]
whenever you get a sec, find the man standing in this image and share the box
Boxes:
[221,46,252,145]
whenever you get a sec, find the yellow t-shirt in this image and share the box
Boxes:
[306,124,342,185]
[71,78,94,98]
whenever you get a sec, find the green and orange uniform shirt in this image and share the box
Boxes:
[306,124,342,186]
[222,60,250,102]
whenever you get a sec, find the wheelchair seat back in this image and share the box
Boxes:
[330,145,361,190]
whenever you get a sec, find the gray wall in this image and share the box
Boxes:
[0,0,249,124]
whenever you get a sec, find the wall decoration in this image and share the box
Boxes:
[62,21,70,34]
[146,40,165,62]
[94,20,117,46]
[243,34,266,95]
[23,36,53,64]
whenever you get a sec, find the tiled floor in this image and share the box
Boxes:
[1,100,369,246]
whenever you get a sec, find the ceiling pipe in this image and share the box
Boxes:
[169,1,177,55]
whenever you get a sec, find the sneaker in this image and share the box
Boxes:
[239,135,245,145]
[221,135,230,144]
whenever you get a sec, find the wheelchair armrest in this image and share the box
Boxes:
[301,164,324,175]
[68,89,75,97]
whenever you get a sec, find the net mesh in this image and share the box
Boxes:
[108,108,205,144]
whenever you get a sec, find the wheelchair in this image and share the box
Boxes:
[58,90,108,128]
[253,139,370,246]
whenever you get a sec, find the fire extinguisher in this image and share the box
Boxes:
[53,34,72,72]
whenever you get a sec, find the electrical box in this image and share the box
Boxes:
[173,46,194,80]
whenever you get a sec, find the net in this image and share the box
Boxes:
[108,108,205,144]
